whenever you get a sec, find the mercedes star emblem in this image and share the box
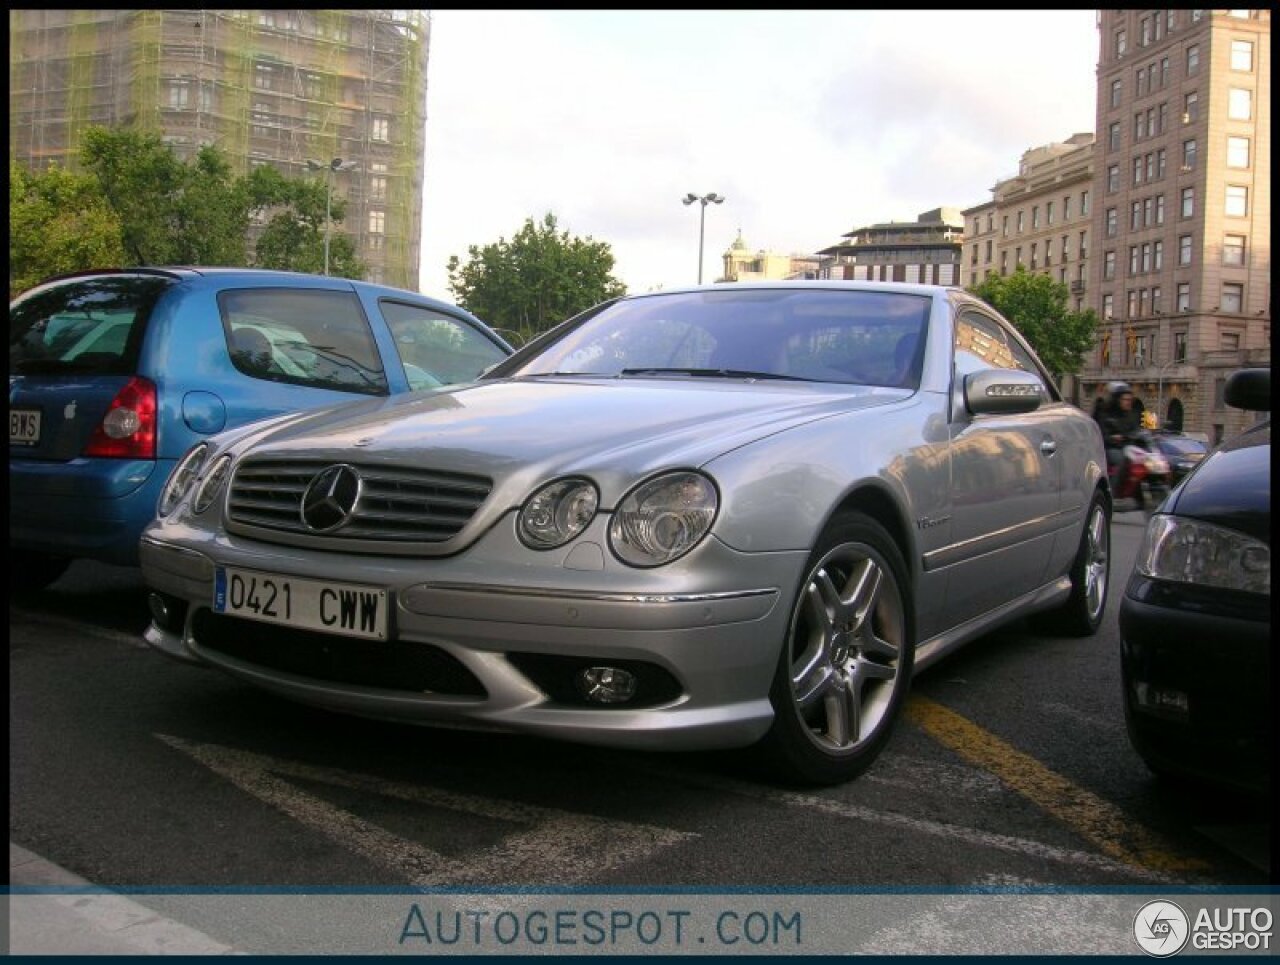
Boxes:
[300,464,362,532]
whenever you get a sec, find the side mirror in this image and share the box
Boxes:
[964,369,1045,416]
[1224,368,1270,412]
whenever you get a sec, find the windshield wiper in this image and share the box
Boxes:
[618,367,812,382]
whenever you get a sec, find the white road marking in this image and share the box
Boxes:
[157,735,694,886]
[866,754,1007,797]
[641,765,1189,884]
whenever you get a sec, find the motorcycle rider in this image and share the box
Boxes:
[1099,381,1144,492]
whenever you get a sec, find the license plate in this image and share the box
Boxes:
[10,408,40,446]
[213,567,388,640]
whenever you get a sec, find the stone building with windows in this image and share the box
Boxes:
[961,133,1096,312]
[1081,8,1269,441]
[720,230,822,282]
[8,9,429,290]
[816,208,965,285]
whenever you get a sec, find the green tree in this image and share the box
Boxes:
[9,160,127,296]
[249,165,363,278]
[446,213,627,339]
[968,266,1099,380]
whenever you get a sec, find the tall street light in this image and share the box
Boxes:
[682,192,724,284]
[306,157,356,275]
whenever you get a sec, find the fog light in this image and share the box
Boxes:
[1133,680,1189,719]
[148,592,188,633]
[148,592,170,625]
[578,666,638,704]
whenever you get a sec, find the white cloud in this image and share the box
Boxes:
[418,10,1099,301]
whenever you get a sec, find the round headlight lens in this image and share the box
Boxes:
[192,454,233,515]
[158,442,210,517]
[518,478,599,549]
[609,471,718,567]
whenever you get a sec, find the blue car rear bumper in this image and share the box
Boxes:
[9,457,169,565]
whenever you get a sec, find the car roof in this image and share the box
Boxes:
[622,280,964,301]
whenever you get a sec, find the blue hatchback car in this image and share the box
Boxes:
[9,267,511,589]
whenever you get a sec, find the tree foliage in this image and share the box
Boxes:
[9,125,362,293]
[968,266,1099,379]
[9,160,127,296]
[446,213,627,339]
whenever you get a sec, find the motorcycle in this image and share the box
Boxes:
[1109,429,1172,513]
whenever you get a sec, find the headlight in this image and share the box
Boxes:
[158,442,210,517]
[518,478,599,549]
[1136,514,1270,595]
[192,454,233,514]
[609,471,718,567]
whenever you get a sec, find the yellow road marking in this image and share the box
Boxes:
[905,695,1210,875]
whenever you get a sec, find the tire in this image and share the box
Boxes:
[758,513,914,785]
[1035,491,1110,637]
[9,550,72,593]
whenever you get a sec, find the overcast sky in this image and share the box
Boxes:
[416,10,1100,299]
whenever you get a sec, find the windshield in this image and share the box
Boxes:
[10,275,174,375]
[506,289,932,388]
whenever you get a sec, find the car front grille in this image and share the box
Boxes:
[227,458,491,542]
[192,609,487,697]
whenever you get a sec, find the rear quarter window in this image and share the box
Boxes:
[218,288,388,396]
[378,299,509,389]
[9,275,175,375]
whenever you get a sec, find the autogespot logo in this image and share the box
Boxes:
[1134,900,1190,957]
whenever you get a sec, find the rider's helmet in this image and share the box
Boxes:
[1108,381,1133,402]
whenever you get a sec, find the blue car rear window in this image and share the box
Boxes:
[9,275,174,375]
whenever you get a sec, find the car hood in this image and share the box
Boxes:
[232,376,905,508]
[1165,420,1270,544]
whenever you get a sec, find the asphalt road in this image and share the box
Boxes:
[10,513,1271,894]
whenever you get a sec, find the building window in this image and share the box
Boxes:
[370,176,387,202]
[1223,234,1246,267]
[1102,294,1115,320]
[1030,242,1038,269]
[1155,195,1165,225]
[1167,10,1177,31]
[368,210,385,234]
[167,80,189,109]
[1228,87,1253,121]
[1152,286,1163,314]
[1230,39,1254,71]
[1107,164,1120,193]
[1132,156,1144,185]
[1108,207,1120,236]
[1157,102,1168,135]
[1000,251,1008,275]
[1221,283,1244,314]
[1129,246,1139,276]
[1180,186,1194,218]
[1179,235,1193,266]
[1001,215,1009,238]
[1032,206,1040,229]
[1061,235,1069,260]
[1156,148,1166,179]
[371,117,390,142]
[1226,136,1250,169]
[1135,111,1147,140]
[1221,332,1240,353]
[1063,195,1072,219]
[1159,56,1170,88]
[1183,90,1198,123]
[1140,17,1151,47]
[1108,122,1121,151]
[254,64,274,90]
[1046,201,1054,226]
[1115,30,1127,58]
[1153,240,1163,271]
[1110,79,1123,108]
[985,239,992,261]
[1186,44,1200,76]
[1016,211,1024,233]
[1173,330,1186,362]
[1128,290,1139,319]
[1145,152,1157,182]
[1141,243,1152,274]
[1079,230,1088,258]
[1081,190,1089,216]
[1225,185,1248,217]
[1176,283,1191,312]
[1104,250,1116,281]
[1181,138,1197,171]
[1014,246,1022,267]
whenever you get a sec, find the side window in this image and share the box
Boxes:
[378,301,510,389]
[219,289,388,395]
[955,309,1056,399]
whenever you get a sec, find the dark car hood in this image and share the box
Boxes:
[1165,420,1270,544]
[232,375,906,507]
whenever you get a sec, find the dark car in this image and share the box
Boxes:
[1150,431,1209,486]
[10,268,511,590]
[1119,368,1270,794]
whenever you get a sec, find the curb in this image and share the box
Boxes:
[8,842,240,956]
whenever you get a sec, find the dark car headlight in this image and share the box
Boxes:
[1136,514,1270,595]
[158,442,210,517]
[518,478,599,549]
[609,471,718,567]
[192,454,233,514]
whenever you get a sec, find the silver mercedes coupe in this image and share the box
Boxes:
[140,282,1111,784]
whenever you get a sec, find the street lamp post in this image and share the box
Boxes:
[1155,358,1179,428]
[682,192,725,284]
[306,157,356,275]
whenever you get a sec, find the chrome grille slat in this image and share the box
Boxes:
[227,458,491,544]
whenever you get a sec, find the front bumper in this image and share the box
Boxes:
[139,513,807,751]
[1119,576,1271,793]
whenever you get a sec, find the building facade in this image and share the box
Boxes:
[817,208,965,285]
[961,134,1096,312]
[9,9,428,290]
[1081,8,1270,441]
[720,230,821,282]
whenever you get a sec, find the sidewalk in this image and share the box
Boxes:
[8,842,238,955]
